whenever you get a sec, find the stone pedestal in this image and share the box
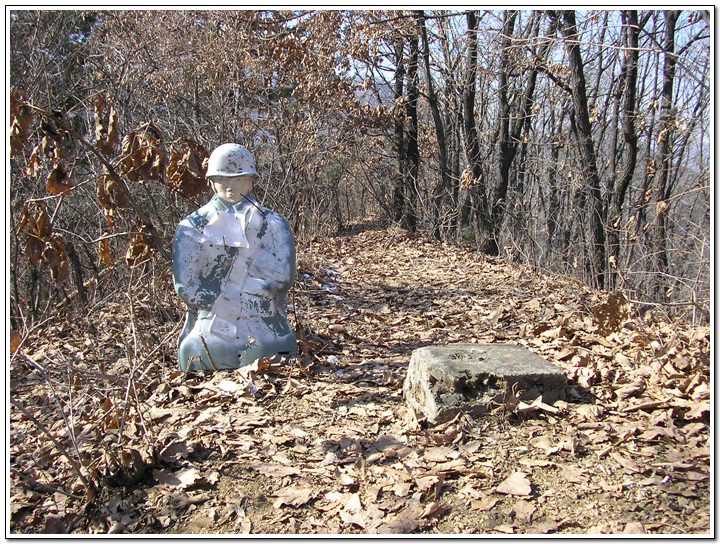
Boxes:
[403,344,567,424]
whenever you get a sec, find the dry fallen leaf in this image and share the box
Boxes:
[153,467,203,489]
[421,501,444,519]
[609,452,644,474]
[678,471,709,482]
[528,520,559,534]
[512,499,536,523]
[615,380,645,400]
[392,482,412,497]
[516,396,560,414]
[339,493,367,528]
[471,495,500,511]
[623,521,647,534]
[496,472,532,496]
[493,523,515,534]
[337,471,356,486]
[377,503,424,534]
[160,440,189,463]
[592,291,630,334]
[575,404,605,421]
[205,470,220,485]
[683,401,710,420]
[433,458,469,474]
[415,475,440,492]
[556,464,587,484]
[272,485,315,508]
[424,446,457,462]
[529,435,555,453]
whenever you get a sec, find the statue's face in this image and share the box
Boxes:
[209,175,254,205]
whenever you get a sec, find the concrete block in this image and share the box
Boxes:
[403,344,567,424]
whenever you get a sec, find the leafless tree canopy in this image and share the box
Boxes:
[10,10,711,326]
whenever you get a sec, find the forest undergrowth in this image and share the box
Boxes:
[9,224,711,535]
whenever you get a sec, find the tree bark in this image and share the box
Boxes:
[392,34,407,225]
[65,241,86,308]
[417,11,451,239]
[404,24,420,232]
[484,10,519,256]
[607,10,640,290]
[437,14,463,238]
[652,9,681,301]
[461,10,490,243]
[557,10,606,289]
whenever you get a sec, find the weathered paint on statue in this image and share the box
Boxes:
[172,143,297,370]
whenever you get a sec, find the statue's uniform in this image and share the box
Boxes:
[172,194,296,371]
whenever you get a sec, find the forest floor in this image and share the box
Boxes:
[9,224,712,535]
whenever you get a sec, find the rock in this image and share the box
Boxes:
[403,344,567,424]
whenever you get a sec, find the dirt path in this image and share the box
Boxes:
[10,227,710,535]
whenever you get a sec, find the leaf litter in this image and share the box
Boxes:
[9,225,710,534]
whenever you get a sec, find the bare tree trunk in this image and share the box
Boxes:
[392,35,407,225]
[405,24,420,232]
[652,10,680,301]
[634,14,661,243]
[557,10,606,290]
[417,11,451,239]
[607,10,640,290]
[488,11,552,257]
[462,10,490,244]
[66,241,86,308]
[437,14,462,238]
[486,10,519,256]
[546,133,561,253]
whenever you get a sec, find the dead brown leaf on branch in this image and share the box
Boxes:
[9,225,710,535]
[94,94,120,158]
[118,123,168,184]
[125,224,155,268]
[165,138,209,200]
[11,92,213,274]
[10,90,32,148]
[16,202,70,283]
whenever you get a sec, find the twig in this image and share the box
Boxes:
[241,192,267,217]
[132,320,183,382]
[131,374,154,445]
[118,268,139,444]
[10,397,92,490]
[200,335,220,371]
[53,228,154,245]
[19,354,83,465]
[9,316,54,366]
[24,177,96,203]
[10,468,83,501]
[117,352,136,445]
[627,297,709,316]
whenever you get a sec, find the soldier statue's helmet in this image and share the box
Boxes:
[206,143,258,178]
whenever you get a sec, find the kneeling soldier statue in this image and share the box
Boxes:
[172,143,297,371]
